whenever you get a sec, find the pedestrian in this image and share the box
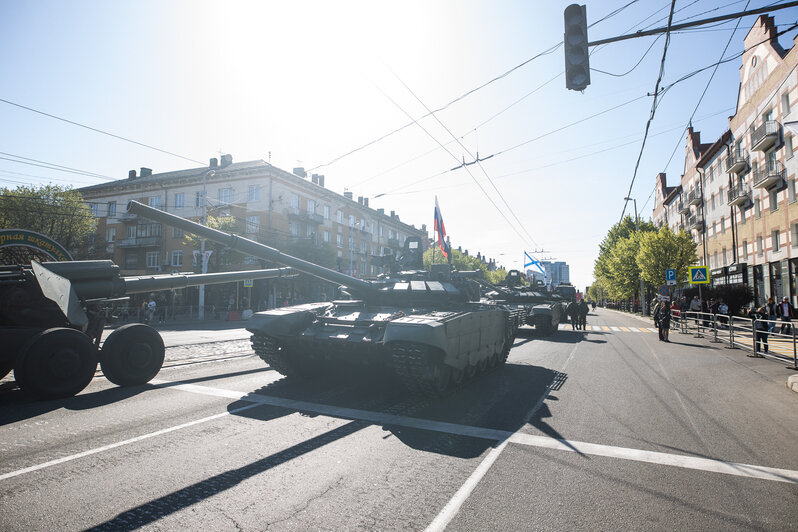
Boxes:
[591,299,596,311]
[701,298,710,327]
[689,295,701,327]
[717,298,729,329]
[765,297,777,333]
[567,300,578,330]
[577,298,589,330]
[670,300,680,325]
[750,305,769,354]
[147,298,157,324]
[778,296,794,334]
[652,300,663,340]
[654,300,671,342]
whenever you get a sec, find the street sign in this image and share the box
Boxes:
[658,285,669,296]
[243,279,253,288]
[665,268,676,286]
[689,266,709,284]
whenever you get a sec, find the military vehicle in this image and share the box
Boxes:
[128,200,522,396]
[484,270,565,336]
[1,260,295,399]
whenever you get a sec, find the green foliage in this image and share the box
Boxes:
[183,215,241,270]
[283,238,337,269]
[0,184,97,254]
[637,227,697,287]
[422,247,507,284]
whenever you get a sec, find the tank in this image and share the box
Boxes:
[0,260,295,399]
[484,271,566,336]
[128,200,522,396]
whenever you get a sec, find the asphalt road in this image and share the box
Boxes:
[1,308,797,531]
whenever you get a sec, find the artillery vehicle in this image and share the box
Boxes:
[128,200,522,396]
[484,270,565,336]
[0,259,295,399]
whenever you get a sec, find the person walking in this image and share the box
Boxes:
[778,296,794,334]
[567,300,578,330]
[749,305,769,355]
[717,298,729,329]
[577,298,589,330]
[670,300,680,326]
[654,301,671,342]
[689,295,701,327]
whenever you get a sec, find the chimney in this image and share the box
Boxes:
[294,167,307,178]
[377,208,384,214]
[209,158,218,168]
[318,175,325,187]
[220,154,233,168]
[464,249,469,256]
[344,191,353,200]
[311,174,319,184]
[140,167,152,177]
[128,170,137,179]
[421,223,426,233]
[364,198,369,208]
[390,210,395,218]
[358,196,363,205]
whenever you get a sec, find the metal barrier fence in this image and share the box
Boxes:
[669,310,798,369]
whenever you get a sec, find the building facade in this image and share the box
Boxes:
[79,155,427,310]
[652,15,798,305]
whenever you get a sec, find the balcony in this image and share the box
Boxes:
[117,236,162,248]
[687,188,702,206]
[677,200,690,214]
[751,120,781,152]
[387,238,400,248]
[753,160,784,190]
[727,184,752,207]
[359,227,372,239]
[725,149,750,174]
[687,215,703,231]
[287,208,324,225]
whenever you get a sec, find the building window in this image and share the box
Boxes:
[783,92,791,115]
[248,185,260,202]
[324,231,330,243]
[307,225,313,237]
[792,224,798,247]
[773,230,780,252]
[146,251,160,268]
[89,203,99,216]
[349,215,356,227]
[171,250,183,267]
[337,210,344,223]
[195,191,202,208]
[106,227,115,243]
[290,193,299,212]
[219,188,232,205]
[757,235,764,256]
[787,135,795,159]
[742,240,748,260]
[719,189,724,204]
[245,215,259,234]
[360,241,367,253]
[307,199,316,214]
[770,189,779,212]
[174,193,184,209]
[722,247,727,266]
[289,222,298,237]
[710,194,715,210]
[136,223,161,238]
[755,198,761,218]
[148,196,162,209]
[324,205,330,220]
[124,251,138,269]
[107,201,117,217]
[172,227,183,239]
[790,180,797,203]
[720,217,725,234]
[336,234,343,247]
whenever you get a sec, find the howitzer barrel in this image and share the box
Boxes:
[128,200,376,295]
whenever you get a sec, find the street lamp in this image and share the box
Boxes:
[624,196,647,316]
[198,169,215,319]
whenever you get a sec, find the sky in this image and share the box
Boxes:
[2,0,798,290]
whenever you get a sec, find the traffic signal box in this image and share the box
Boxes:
[564,4,590,91]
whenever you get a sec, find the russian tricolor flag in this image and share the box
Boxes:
[434,196,448,258]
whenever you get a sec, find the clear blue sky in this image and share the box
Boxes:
[2,0,797,289]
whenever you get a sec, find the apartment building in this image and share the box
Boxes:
[652,15,798,305]
[79,155,427,309]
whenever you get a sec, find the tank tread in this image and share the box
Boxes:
[390,342,452,397]
[251,334,303,377]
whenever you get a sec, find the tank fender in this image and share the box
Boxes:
[246,302,332,336]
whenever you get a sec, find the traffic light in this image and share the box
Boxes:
[564,4,590,91]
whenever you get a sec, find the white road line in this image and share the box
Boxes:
[0,402,261,482]
[425,342,581,532]
[610,326,621,332]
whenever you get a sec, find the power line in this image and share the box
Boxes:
[0,98,206,165]
[619,0,677,225]
[0,151,117,181]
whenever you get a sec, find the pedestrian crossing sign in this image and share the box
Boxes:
[689,266,709,284]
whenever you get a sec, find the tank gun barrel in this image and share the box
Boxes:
[121,268,295,295]
[127,201,376,295]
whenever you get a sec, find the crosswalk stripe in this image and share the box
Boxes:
[610,326,621,332]
[619,327,631,332]
[602,326,611,332]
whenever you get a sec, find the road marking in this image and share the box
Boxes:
[610,326,621,332]
[0,402,261,482]
[619,327,631,332]
[602,326,611,331]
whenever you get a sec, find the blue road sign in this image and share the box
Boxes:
[689,266,710,284]
[665,268,676,285]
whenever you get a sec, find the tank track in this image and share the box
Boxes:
[390,342,439,396]
[251,334,305,377]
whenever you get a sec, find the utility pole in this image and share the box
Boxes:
[625,196,646,316]
[198,169,215,319]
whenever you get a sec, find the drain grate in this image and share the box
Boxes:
[549,371,568,391]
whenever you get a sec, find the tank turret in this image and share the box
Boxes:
[128,200,520,396]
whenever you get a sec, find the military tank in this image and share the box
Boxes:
[1,260,295,398]
[484,270,565,336]
[128,200,520,396]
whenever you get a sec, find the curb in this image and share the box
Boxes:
[789,375,798,394]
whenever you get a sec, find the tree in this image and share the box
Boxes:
[183,214,240,271]
[637,227,698,288]
[0,185,97,263]
[593,215,657,300]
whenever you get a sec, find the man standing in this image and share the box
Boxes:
[577,298,589,330]
[689,296,701,326]
[779,296,794,334]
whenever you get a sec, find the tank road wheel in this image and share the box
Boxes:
[390,342,451,397]
[251,334,310,378]
[14,328,98,399]
[421,361,451,397]
[100,324,165,386]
